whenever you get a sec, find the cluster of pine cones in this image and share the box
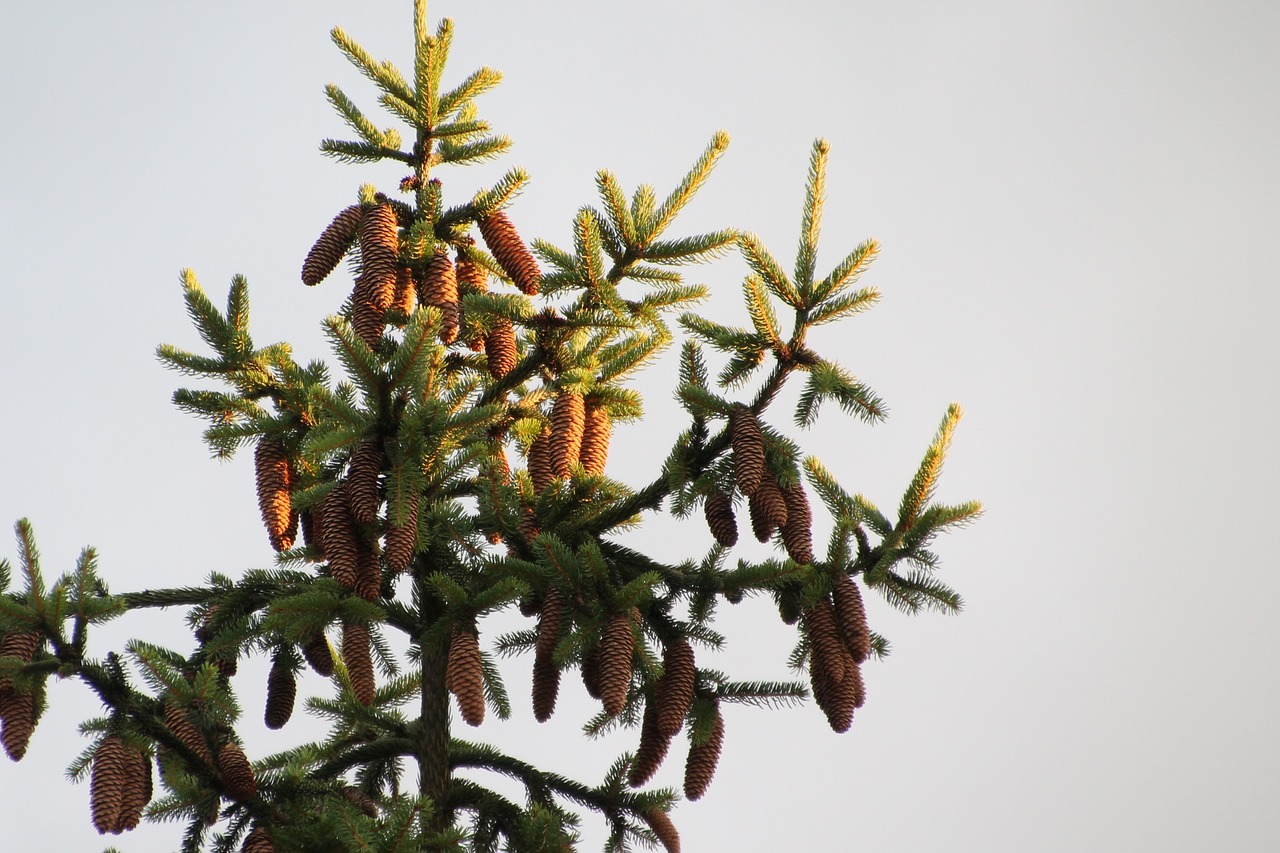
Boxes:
[0,629,41,761]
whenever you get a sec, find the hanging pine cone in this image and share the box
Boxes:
[729,406,767,497]
[345,441,383,525]
[384,491,419,573]
[812,644,858,733]
[0,688,34,761]
[802,596,846,687]
[642,808,681,853]
[355,538,381,602]
[90,736,127,834]
[536,589,566,660]
[549,391,586,479]
[531,653,560,723]
[343,621,376,707]
[358,203,400,289]
[391,266,416,321]
[527,430,556,492]
[217,741,257,801]
[301,632,335,678]
[115,744,151,833]
[518,507,540,544]
[598,611,635,717]
[780,482,814,564]
[455,250,489,351]
[351,298,386,350]
[416,248,461,345]
[341,786,379,817]
[627,701,672,788]
[446,627,486,727]
[831,575,871,664]
[242,827,275,853]
[748,478,787,544]
[302,205,361,286]
[299,509,321,559]
[703,493,738,548]
[477,209,541,295]
[0,631,40,695]
[655,638,696,738]
[162,702,212,765]
[578,402,611,475]
[581,643,603,700]
[485,317,518,380]
[264,659,296,730]
[683,705,724,801]
[320,482,359,591]
[254,438,294,552]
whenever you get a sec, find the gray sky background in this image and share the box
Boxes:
[2,2,1277,851]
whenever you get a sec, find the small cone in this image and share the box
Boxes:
[163,702,211,765]
[527,430,556,492]
[812,644,858,733]
[654,638,696,738]
[485,318,518,380]
[346,441,383,525]
[90,736,127,834]
[477,209,541,295]
[779,482,814,565]
[802,597,846,687]
[455,251,489,351]
[729,406,767,497]
[683,706,724,801]
[115,744,151,833]
[518,507,540,544]
[0,688,34,761]
[242,827,275,853]
[581,644,603,700]
[299,509,321,559]
[447,627,486,727]
[831,575,871,664]
[747,483,780,543]
[264,659,297,730]
[598,612,635,717]
[627,701,672,787]
[531,653,560,722]
[302,205,361,286]
[343,621,376,706]
[578,402,611,475]
[301,633,335,678]
[355,538,381,602]
[416,248,461,344]
[702,493,738,548]
[341,786,379,817]
[320,482,359,591]
[384,491,419,573]
[217,740,257,801]
[391,266,416,320]
[254,439,294,552]
[549,391,586,479]
[642,808,681,853]
[536,589,566,660]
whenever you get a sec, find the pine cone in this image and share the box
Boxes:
[391,266,416,320]
[242,827,275,853]
[812,645,858,733]
[320,482,359,591]
[549,391,586,478]
[779,482,814,565]
[217,740,257,801]
[302,633,335,678]
[802,597,846,687]
[683,705,724,801]
[747,478,787,544]
[485,317,518,380]
[346,441,383,525]
[115,744,151,833]
[264,659,296,730]
[447,627,486,727]
[162,702,211,765]
[531,652,560,723]
[351,297,386,350]
[343,621,376,707]
[477,209,541,295]
[384,490,419,573]
[358,203,400,289]
[299,509,321,559]
[536,589,566,660]
[578,402,611,475]
[341,786,379,817]
[642,808,681,853]
[302,205,361,286]
[254,438,294,552]
[518,507,540,544]
[627,701,672,788]
[0,630,40,695]
[90,736,128,834]
[580,643,603,700]
[0,688,34,761]
[655,638,696,738]
[455,251,489,351]
[702,493,738,548]
[355,538,381,602]
[416,248,461,344]
[527,430,556,493]
[831,575,871,664]
[729,406,767,497]
[598,611,635,717]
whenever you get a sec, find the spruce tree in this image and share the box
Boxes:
[0,3,980,851]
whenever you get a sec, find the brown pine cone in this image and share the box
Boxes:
[655,638,696,738]
[354,538,381,602]
[581,643,603,700]
[242,827,275,853]
[391,266,416,320]
[264,659,296,730]
[301,633,335,678]
[384,491,419,573]
[254,439,294,552]
[703,493,738,548]
[642,808,681,853]
[447,627,486,727]
[351,297,386,350]
[162,702,212,765]
[299,509,321,559]
[320,482,359,591]
[343,621,376,706]
[683,705,724,801]
[302,205,361,286]
[416,248,461,345]
[549,391,586,478]
[477,209,541,295]
[341,786,380,818]
[0,687,34,761]
[217,740,257,801]
[802,596,846,687]
[536,588,566,660]
[115,744,151,833]
[831,575,871,664]
[748,478,786,544]
[518,507,540,544]
[729,406,767,497]
[578,402,611,475]
[779,482,814,564]
[90,736,127,833]
[527,430,556,493]
[485,317,518,380]
[531,652,560,723]
[456,251,489,351]
[0,630,40,694]
[345,441,383,525]
[598,611,635,717]
[358,203,400,287]
[627,701,672,788]
[812,645,858,733]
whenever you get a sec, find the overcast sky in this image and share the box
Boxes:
[2,2,1278,851]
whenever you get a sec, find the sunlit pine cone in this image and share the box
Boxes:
[642,808,681,853]
[578,402,611,475]
[485,317,518,380]
[264,659,296,730]
[802,596,846,687]
[729,406,767,497]
[254,438,294,552]
[455,251,489,351]
[354,537,381,602]
[446,628,486,727]
[115,744,151,833]
[527,430,556,492]
[549,391,586,479]
[341,786,379,818]
[683,705,724,801]
[242,827,275,853]
[0,687,34,761]
[627,701,672,788]
[90,736,128,833]
[302,204,361,286]
[345,441,383,525]
[518,507,540,544]
[301,633,335,678]
[581,643,603,700]
[217,740,257,801]
[343,621,376,707]
[357,203,400,292]
[391,266,416,321]
[831,575,871,664]
[655,638,696,738]
[702,493,738,548]
[0,630,41,694]
[162,702,212,766]
[531,651,560,723]
[351,297,386,350]
[748,477,787,544]
[477,209,541,295]
[416,248,461,345]
[598,611,635,717]
[384,490,419,573]
[779,482,814,565]
[320,482,359,591]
